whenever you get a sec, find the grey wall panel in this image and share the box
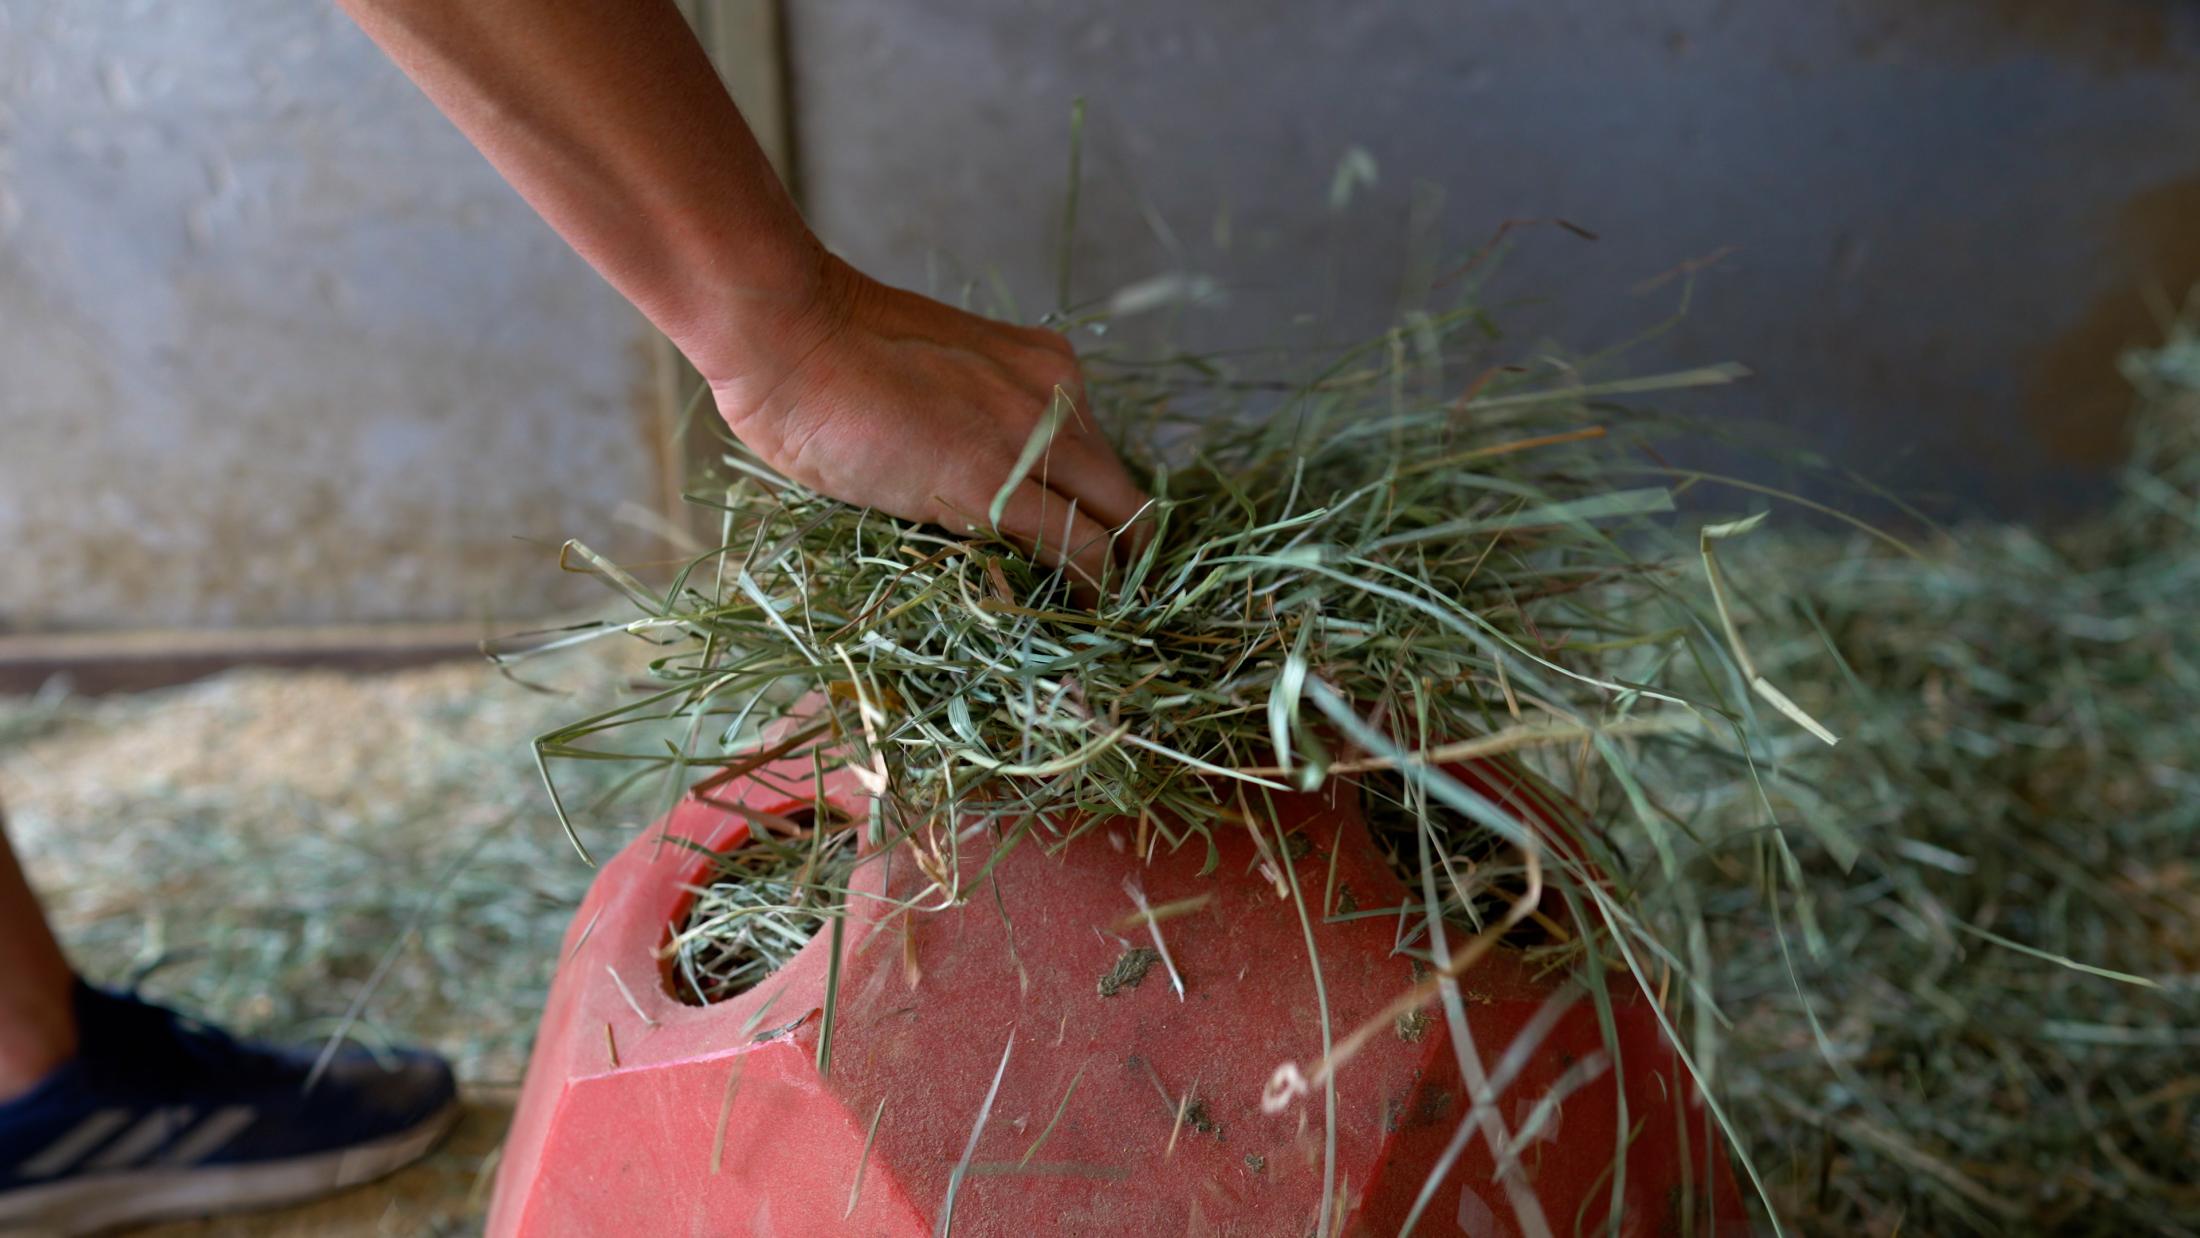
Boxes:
[0,0,661,631]
[789,0,2200,520]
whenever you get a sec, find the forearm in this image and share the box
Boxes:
[339,0,823,381]
[343,0,1147,579]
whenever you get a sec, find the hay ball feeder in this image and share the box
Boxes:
[490,749,1744,1235]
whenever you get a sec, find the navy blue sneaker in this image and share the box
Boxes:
[0,982,458,1235]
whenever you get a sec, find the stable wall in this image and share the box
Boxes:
[6,0,2198,640]
[0,0,666,633]
[790,0,2200,521]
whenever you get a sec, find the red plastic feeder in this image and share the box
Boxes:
[491,754,1744,1235]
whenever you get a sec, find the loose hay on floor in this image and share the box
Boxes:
[1691,306,2200,1234]
[0,651,647,1085]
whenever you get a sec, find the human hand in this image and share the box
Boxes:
[708,254,1149,596]
[337,0,1145,587]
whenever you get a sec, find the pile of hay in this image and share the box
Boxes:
[1694,304,2199,1233]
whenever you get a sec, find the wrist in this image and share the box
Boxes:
[672,231,851,388]
[694,243,870,412]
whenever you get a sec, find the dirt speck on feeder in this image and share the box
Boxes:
[1098,946,1160,996]
[1412,1086,1454,1128]
[1395,1007,1431,1042]
[1244,1153,1265,1175]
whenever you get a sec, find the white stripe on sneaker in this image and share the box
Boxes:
[0,1100,457,1235]
[157,1105,256,1167]
[81,1106,192,1172]
[17,1109,130,1179]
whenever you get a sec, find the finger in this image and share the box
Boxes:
[1034,429,1150,535]
[1052,354,1095,435]
[1010,361,1149,535]
[979,479,1122,603]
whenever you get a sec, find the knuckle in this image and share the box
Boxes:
[1016,330,1079,374]
[1021,323,1073,352]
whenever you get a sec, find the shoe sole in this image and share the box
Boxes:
[0,1099,462,1237]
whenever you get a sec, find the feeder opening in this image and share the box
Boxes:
[662,803,857,1006]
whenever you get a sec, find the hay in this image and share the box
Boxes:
[0,654,649,1085]
[1694,297,2200,1233]
[667,817,856,1007]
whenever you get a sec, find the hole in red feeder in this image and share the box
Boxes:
[1356,768,1571,951]
[661,802,857,1006]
